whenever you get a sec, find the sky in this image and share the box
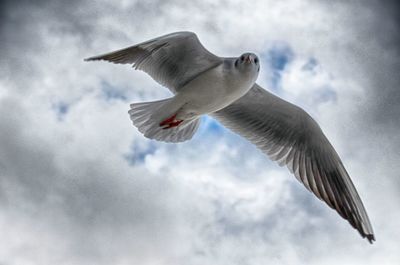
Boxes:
[1,0,400,264]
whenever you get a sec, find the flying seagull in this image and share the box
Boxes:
[85,31,375,243]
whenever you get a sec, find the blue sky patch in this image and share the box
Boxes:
[199,116,225,136]
[302,57,318,72]
[100,80,128,102]
[52,101,70,121]
[124,141,157,165]
[264,44,294,90]
[268,46,293,71]
[315,87,337,103]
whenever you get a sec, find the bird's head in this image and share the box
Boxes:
[235,53,260,76]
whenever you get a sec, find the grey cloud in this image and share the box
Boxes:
[0,77,183,263]
[351,1,400,128]
[0,95,178,229]
[318,0,400,128]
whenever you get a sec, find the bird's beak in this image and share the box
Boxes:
[245,55,252,64]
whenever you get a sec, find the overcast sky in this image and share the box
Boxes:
[1,0,400,264]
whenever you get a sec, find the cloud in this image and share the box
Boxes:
[1,0,399,264]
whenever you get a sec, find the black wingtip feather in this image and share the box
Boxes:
[366,234,376,244]
[84,57,96,62]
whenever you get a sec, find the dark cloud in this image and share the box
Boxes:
[0,96,173,223]
[0,97,185,264]
[356,1,400,127]
[337,1,400,189]
[320,0,400,129]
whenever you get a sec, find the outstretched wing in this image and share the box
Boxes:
[84,31,222,92]
[212,83,375,243]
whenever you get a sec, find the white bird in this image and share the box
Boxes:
[85,31,375,243]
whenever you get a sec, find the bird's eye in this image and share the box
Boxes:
[240,56,245,61]
[254,58,258,64]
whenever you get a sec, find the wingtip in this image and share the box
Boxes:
[84,56,107,62]
[366,234,376,244]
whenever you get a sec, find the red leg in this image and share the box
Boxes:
[159,113,184,129]
[162,120,183,129]
[159,114,177,126]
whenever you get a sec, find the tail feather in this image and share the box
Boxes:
[129,99,200,143]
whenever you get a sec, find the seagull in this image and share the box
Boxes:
[85,31,375,243]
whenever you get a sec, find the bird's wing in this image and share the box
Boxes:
[84,31,222,92]
[211,83,375,243]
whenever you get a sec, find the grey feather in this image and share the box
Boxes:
[85,31,222,92]
[212,83,375,243]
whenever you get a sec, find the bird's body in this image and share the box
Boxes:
[161,57,259,121]
[85,31,375,243]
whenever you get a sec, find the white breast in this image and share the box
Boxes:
[176,63,256,115]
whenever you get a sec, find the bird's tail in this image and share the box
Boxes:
[128,98,200,143]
